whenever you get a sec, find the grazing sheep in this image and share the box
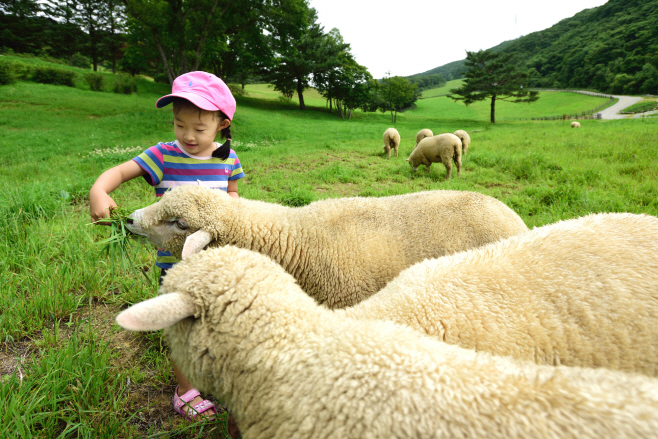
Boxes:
[381,127,400,159]
[126,185,528,308]
[116,247,658,439]
[339,213,658,376]
[407,133,462,180]
[453,129,471,154]
[571,121,581,128]
[414,128,433,148]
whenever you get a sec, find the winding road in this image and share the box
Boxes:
[539,90,651,119]
[596,95,643,119]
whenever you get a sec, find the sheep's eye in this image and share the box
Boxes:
[175,220,188,230]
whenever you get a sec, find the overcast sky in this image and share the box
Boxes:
[309,0,608,79]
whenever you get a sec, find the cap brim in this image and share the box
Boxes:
[155,92,221,113]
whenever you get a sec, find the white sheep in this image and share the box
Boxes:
[453,129,471,154]
[414,128,433,148]
[407,133,462,180]
[338,213,658,376]
[116,246,658,439]
[381,127,400,159]
[571,121,581,128]
[126,185,528,308]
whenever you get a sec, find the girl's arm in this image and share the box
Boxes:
[90,160,147,223]
[227,179,239,199]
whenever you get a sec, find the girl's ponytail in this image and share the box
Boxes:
[212,122,232,160]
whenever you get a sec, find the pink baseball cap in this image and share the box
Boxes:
[156,71,236,120]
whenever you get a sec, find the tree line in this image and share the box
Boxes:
[0,0,420,119]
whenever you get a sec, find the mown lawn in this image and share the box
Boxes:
[1,77,657,438]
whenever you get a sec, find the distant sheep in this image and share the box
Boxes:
[407,133,462,180]
[117,246,658,439]
[414,129,433,148]
[571,121,581,128]
[340,213,658,376]
[381,127,400,159]
[453,129,471,154]
[126,185,528,308]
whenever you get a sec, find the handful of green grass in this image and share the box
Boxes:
[96,207,151,282]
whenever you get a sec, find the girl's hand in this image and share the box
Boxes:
[90,191,118,225]
[88,160,146,225]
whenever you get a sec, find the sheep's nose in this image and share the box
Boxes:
[126,217,134,225]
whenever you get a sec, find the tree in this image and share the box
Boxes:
[44,0,81,66]
[266,7,336,110]
[312,28,371,117]
[315,56,372,118]
[124,0,304,84]
[449,49,538,124]
[101,0,126,74]
[77,0,103,70]
[377,73,419,123]
[0,0,40,18]
[205,25,270,89]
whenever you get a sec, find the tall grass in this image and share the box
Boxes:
[1,76,657,437]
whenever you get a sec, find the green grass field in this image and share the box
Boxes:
[1,71,657,437]
[420,79,463,98]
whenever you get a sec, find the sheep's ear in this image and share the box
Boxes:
[182,230,213,260]
[116,293,196,331]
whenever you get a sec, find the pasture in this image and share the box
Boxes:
[1,76,657,437]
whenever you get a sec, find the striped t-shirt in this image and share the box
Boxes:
[133,140,245,268]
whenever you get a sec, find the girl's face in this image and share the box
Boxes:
[173,107,230,157]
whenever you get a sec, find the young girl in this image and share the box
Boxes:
[89,71,244,421]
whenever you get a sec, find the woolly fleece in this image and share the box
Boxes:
[382,127,400,159]
[453,129,471,154]
[339,213,658,376]
[408,133,462,180]
[117,246,658,439]
[571,121,581,128]
[414,128,433,147]
[127,186,528,308]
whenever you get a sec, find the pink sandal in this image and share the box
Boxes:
[173,386,217,421]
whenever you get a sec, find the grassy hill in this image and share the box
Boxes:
[1,67,657,437]
[243,80,614,122]
[413,84,614,121]
[414,0,658,94]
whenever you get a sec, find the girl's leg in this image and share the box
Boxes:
[161,269,214,420]
[173,360,216,419]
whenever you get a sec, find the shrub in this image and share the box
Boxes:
[154,73,169,84]
[32,66,76,87]
[113,74,137,94]
[84,72,104,91]
[38,54,67,66]
[0,60,16,85]
[10,60,32,80]
[228,83,247,97]
[0,59,33,84]
[72,53,91,69]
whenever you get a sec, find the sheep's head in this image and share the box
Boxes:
[406,155,420,172]
[115,247,266,393]
[126,185,237,259]
[116,246,271,332]
[115,246,312,394]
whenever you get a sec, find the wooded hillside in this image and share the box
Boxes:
[415,0,658,94]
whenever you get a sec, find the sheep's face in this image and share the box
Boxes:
[127,185,235,258]
[407,156,420,172]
